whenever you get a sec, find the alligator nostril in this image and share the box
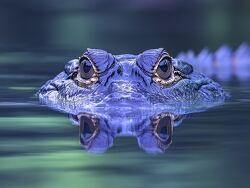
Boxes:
[117,127,122,133]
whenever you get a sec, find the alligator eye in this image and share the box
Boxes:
[156,57,173,80]
[153,52,177,87]
[80,59,94,79]
[73,54,99,87]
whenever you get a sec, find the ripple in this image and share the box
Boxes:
[0,102,39,107]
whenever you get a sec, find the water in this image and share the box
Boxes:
[0,52,250,188]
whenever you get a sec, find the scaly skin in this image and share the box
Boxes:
[177,43,250,81]
[38,48,228,111]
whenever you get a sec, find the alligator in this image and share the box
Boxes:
[177,43,250,81]
[38,48,228,111]
[37,47,238,153]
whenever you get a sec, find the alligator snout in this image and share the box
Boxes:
[109,81,140,94]
[102,81,148,105]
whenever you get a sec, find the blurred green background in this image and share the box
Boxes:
[0,0,249,55]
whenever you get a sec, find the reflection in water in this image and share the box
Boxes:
[69,110,185,154]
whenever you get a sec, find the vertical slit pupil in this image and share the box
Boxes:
[83,60,92,73]
[156,57,173,80]
[159,60,169,72]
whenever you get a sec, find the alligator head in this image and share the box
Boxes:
[38,48,227,110]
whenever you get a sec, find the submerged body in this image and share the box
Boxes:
[38,48,227,110]
[177,43,250,81]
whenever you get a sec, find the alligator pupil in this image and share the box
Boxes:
[83,60,92,73]
[79,59,94,80]
[159,60,169,72]
[156,58,172,80]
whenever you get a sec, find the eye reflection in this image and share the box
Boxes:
[137,113,174,153]
[80,116,96,140]
[155,116,172,140]
[76,113,113,153]
[78,114,99,146]
[153,113,173,150]
[67,110,185,154]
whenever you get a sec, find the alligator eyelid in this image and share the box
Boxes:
[141,50,171,67]
[79,54,99,72]
[136,51,173,78]
[158,52,172,62]
[79,52,116,77]
[135,62,152,77]
[73,54,116,87]
[154,52,173,71]
[98,60,116,77]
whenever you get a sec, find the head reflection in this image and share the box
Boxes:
[69,111,185,154]
[137,113,173,154]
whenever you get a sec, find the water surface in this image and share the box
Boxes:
[0,53,249,188]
